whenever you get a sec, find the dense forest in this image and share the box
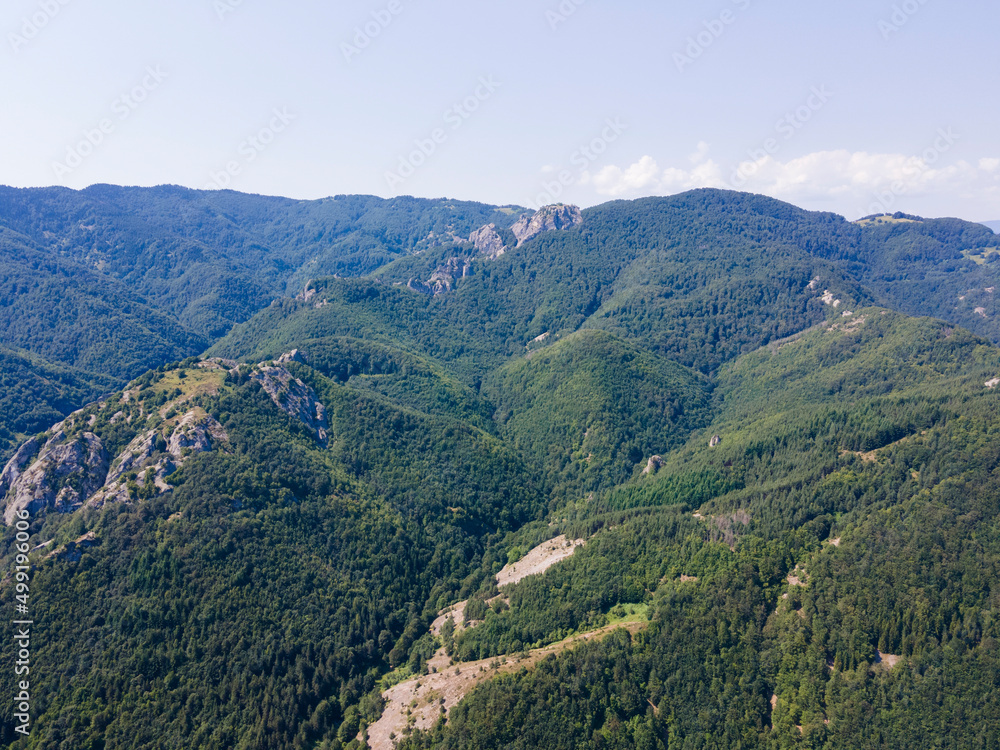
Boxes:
[1,188,1000,749]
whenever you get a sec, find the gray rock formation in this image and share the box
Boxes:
[643,455,666,475]
[1,431,109,525]
[251,366,329,445]
[512,205,583,247]
[0,436,42,501]
[167,411,227,459]
[47,531,99,563]
[277,349,307,365]
[469,224,508,259]
[89,411,229,508]
[408,256,473,296]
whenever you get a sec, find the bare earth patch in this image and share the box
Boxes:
[364,621,647,750]
[876,651,902,669]
[496,535,584,587]
[429,601,468,636]
[787,566,808,587]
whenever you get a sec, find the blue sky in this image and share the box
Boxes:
[2,0,998,220]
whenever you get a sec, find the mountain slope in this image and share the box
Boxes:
[484,329,712,499]
[400,309,1000,750]
[2,189,1000,749]
[214,192,1000,379]
[0,354,545,749]
[0,185,524,338]
[0,186,526,460]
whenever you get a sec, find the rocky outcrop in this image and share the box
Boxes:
[2,407,231,519]
[89,411,228,508]
[643,455,665,475]
[469,224,508,259]
[512,205,583,247]
[87,410,229,508]
[47,531,99,563]
[252,366,329,445]
[0,437,42,501]
[1,431,109,525]
[277,349,307,365]
[409,224,513,297]
[168,411,227,459]
[410,256,474,296]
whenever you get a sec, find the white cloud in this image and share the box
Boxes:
[689,140,711,164]
[580,146,1000,219]
[582,155,662,196]
[980,157,1000,173]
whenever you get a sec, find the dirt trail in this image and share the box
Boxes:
[364,621,647,750]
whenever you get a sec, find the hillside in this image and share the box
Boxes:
[214,194,1000,378]
[0,186,526,461]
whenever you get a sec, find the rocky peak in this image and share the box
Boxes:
[469,224,508,260]
[251,365,329,445]
[277,349,307,365]
[512,205,583,247]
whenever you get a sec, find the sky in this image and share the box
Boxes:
[2,0,999,221]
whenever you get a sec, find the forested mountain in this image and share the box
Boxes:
[2,187,1000,749]
[0,187,523,461]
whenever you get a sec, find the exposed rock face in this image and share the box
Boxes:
[512,205,583,247]
[407,278,435,295]
[1,431,109,525]
[89,411,228,508]
[252,366,329,445]
[710,435,722,448]
[409,224,513,297]
[643,455,665,475]
[277,349,307,365]
[410,256,474,296]
[168,411,228,458]
[0,436,42,500]
[47,531,99,563]
[2,408,232,519]
[469,224,508,259]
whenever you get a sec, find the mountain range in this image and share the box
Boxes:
[1,186,999,749]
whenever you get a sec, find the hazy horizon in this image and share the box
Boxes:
[3,0,998,220]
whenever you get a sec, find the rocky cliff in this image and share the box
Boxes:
[511,205,583,247]
[251,363,329,445]
[1,429,108,525]
[0,352,330,525]
[469,223,508,260]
